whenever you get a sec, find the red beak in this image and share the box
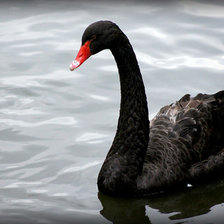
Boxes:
[69,40,91,71]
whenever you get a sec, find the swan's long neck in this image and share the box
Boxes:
[111,40,149,162]
[98,35,149,196]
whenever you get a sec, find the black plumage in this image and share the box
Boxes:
[71,21,224,197]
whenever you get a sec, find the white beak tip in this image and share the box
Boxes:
[69,60,80,71]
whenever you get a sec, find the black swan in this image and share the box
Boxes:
[70,21,224,197]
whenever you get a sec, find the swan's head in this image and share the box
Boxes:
[70,20,121,71]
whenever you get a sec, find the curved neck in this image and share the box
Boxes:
[111,39,149,156]
[98,35,149,196]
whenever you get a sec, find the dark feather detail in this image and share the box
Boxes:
[138,91,224,195]
[188,91,224,182]
[189,148,224,182]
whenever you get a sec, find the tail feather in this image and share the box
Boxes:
[189,90,224,182]
[189,148,224,182]
[214,90,224,103]
[210,90,224,145]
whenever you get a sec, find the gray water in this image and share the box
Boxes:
[0,0,224,223]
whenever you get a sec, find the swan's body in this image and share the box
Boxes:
[70,21,224,197]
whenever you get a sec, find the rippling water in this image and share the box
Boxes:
[0,0,224,223]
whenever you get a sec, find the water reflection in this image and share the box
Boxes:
[99,180,224,224]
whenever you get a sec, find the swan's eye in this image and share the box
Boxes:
[91,35,96,41]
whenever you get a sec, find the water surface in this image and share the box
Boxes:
[0,0,224,223]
